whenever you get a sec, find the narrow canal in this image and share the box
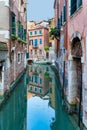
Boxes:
[0,64,78,130]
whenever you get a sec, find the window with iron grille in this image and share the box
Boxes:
[70,0,82,16]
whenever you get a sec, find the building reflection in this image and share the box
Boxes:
[0,76,27,130]
[27,64,50,97]
[27,64,57,130]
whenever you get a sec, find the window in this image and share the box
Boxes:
[34,31,37,35]
[70,0,82,16]
[46,67,49,71]
[40,39,42,44]
[21,53,23,62]
[39,30,42,35]
[26,53,29,58]
[29,86,32,91]
[60,13,62,26]
[21,0,24,5]
[40,78,42,84]
[33,39,38,47]
[63,5,66,22]
[11,12,16,35]
[39,88,42,93]
[33,75,38,83]
[29,40,33,45]
[18,53,21,63]
[58,18,60,28]
[39,50,42,54]
[18,21,21,38]
[35,50,37,54]
[30,50,32,54]
[23,29,26,40]
[21,25,23,39]
[30,32,32,36]
[34,87,37,92]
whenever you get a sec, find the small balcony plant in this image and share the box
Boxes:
[50,27,60,40]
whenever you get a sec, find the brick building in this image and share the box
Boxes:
[54,0,87,128]
[0,0,27,96]
[28,21,49,61]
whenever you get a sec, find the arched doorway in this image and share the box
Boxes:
[68,36,82,113]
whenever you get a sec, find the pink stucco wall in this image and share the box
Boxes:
[28,27,49,60]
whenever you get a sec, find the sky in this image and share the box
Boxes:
[27,0,54,22]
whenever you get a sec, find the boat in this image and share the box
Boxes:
[27,59,33,64]
[33,59,52,64]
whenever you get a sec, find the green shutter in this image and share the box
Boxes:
[64,5,66,22]
[61,13,62,26]
[58,18,60,29]
[78,0,82,7]
[71,0,76,15]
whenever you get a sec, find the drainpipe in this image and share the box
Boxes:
[62,49,65,103]
[62,0,67,104]
[9,0,12,64]
[78,62,82,130]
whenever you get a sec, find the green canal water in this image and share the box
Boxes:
[0,64,78,130]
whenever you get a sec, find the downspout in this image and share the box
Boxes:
[9,0,12,64]
[62,0,68,104]
[78,62,82,129]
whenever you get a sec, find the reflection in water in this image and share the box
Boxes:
[0,64,77,130]
[27,64,50,97]
[27,64,76,130]
[0,76,27,130]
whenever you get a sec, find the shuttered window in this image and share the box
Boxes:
[58,18,60,29]
[64,5,66,22]
[77,0,82,8]
[60,13,62,26]
[71,0,77,15]
[11,12,16,35]
[70,0,82,16]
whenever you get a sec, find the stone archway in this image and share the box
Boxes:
[68,35,83,109]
